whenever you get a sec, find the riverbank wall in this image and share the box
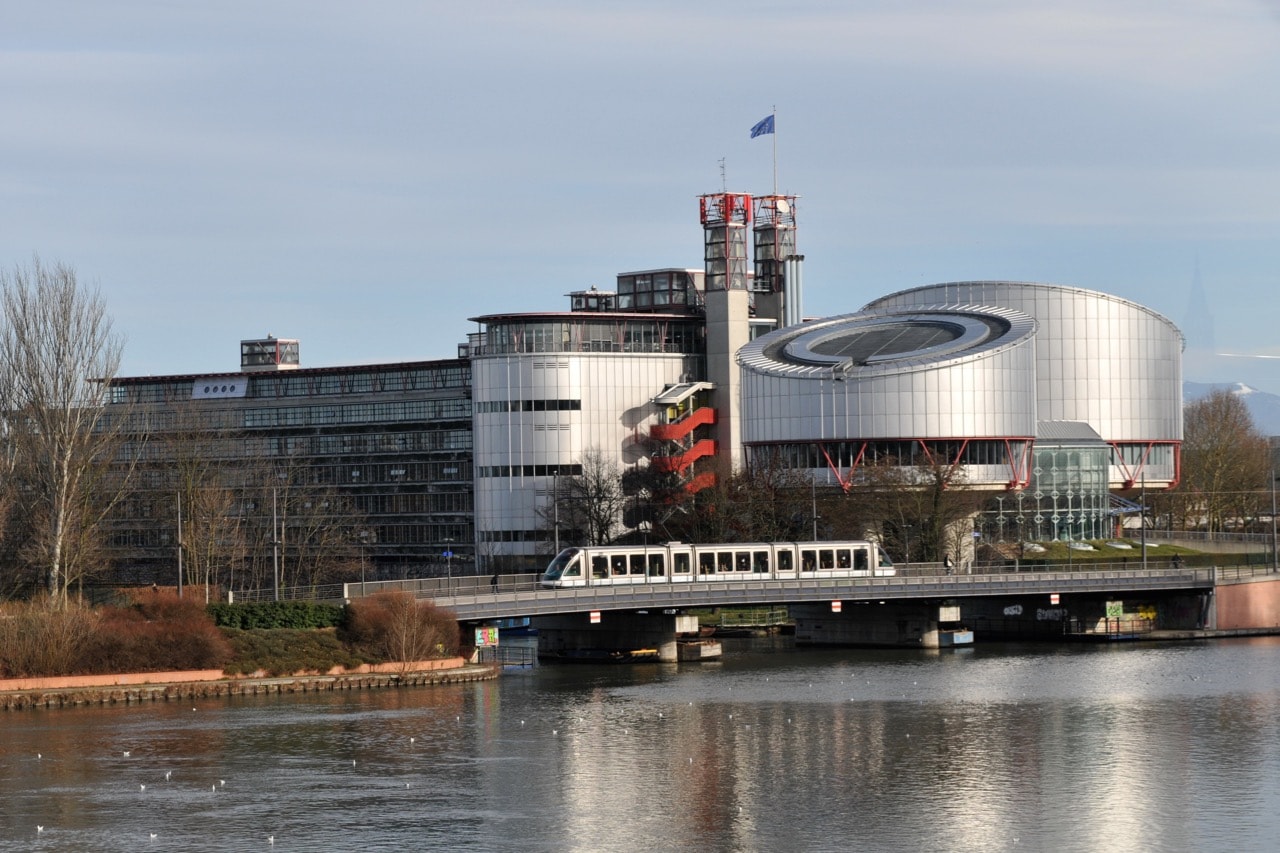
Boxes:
[0,658,496,711]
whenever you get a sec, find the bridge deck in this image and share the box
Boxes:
[413,566,1217,623]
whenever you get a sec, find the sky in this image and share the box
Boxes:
[3,1,1280,393]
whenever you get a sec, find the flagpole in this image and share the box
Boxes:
[771,105,778,196]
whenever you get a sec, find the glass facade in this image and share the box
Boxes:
[470,317,704,356]
[615,270,702,311]
[106,359,473,585]
[983,441,1113,542]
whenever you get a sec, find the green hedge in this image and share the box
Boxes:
[207,601,346,630]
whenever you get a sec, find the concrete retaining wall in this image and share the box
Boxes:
[1215,577,1280,630]
[0,658,485,711]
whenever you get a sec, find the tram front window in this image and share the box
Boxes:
[541,548,581,584]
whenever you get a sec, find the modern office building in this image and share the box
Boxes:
[106,194,1184,585]
[107,339,474,584]
[864,281,1183,490]
[738,281,1183,545]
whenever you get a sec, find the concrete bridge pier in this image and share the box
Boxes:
[534,611,696,662]
[792,601,948,649]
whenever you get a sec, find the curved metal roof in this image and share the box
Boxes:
[739,305,1038,380]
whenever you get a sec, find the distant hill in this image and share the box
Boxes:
[1185,381,1280,437]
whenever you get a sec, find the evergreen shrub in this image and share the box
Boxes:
[222,628,369,676]
[206,601,345,630]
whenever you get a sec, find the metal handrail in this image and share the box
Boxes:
[232,561,1231,614]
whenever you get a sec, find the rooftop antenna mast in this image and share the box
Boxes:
[719,157,727,192]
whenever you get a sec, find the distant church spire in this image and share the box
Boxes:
[1182,258,1215,354]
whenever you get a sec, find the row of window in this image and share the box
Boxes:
[251,365,470,398]
[480,529,553,543]
[475,399,582,413]
[312,461,475,487]
[357,492,472,515]
[243,399,471,429]
[476,464,583,479]
[110,364,472,405]
[263,432,472,457]
[475,319,705,356]
[110,523,473,549]
[568,545,874,578]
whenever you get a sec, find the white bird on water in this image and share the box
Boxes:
[140,784,146,792]
[165,771,172,781]
[37,826,43,834]
[123,750,131,757]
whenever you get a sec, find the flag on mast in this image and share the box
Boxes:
[750,114,775,138]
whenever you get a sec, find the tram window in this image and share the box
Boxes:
[611,555,628,576]
[674,553,691,574]
[819,549,834,570]
[736,552,751,572]
[648,554,665,576]
[699,553,716,574]
[564,559,581,578]
[836,549,851,569]
[801,549,816,571]
[718,552,733,573]
[630,554,645,575]
[592,556,607,578]
[753,551,769,572]
[778,551,793,572]
[855,550,868,571]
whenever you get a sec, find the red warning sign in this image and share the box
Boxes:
[589,611,601,624]
[831,601,842,613]
[1049,593,1060,605]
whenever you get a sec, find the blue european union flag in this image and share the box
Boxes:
[750,115,775,138]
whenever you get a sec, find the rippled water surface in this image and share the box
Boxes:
[3,637,1279,852]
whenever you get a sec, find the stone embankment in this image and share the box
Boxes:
[0,658,496,711]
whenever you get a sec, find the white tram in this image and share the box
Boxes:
[539,540,895,588]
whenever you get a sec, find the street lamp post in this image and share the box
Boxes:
[358,530,370,597]
[1271,465,1277,573]
[272,487,280,602]
[1140,469,1147,571]
[443,537,454,592]
[811,474,819,541]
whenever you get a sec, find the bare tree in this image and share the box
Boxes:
[546,449,628,546]
[659,455,811,544]
[1156,389,1270,533]
[842,457,985,564]
[0,259,132,603]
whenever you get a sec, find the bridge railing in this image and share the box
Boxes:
[230,559,1240,608]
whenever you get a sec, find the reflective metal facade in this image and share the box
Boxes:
[738,306,1039,487]
[739,282,1183,490]
[471,335,700,566]
[865,282,1183,486]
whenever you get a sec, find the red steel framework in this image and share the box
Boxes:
[749,437,1036,494]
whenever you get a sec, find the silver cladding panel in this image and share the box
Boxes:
[865,281,1184,443]
[738,306,1038,442]
[471,351,696,558]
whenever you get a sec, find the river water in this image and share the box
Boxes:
[3,636,1279,852]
